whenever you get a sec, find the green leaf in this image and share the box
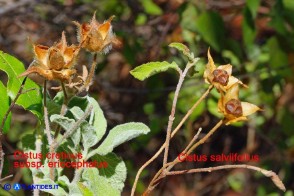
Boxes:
[267,37,288,68]
[35,178,67,195]
[242,7,256,49]
[82,168,120,196]
[130,61,178,81]
[50,115,81,146]
[140,0,162,15]
[0,81,11,133]
[89,122,150,156]
[246,0,260,18]
[87,97,107,143]
[180,3,199,32]
[169,42,193,60]
[0,51,42,119]
[195,12,225,52]
[20,133,36,150]
[92,153,126,192]
[77,182,94,196]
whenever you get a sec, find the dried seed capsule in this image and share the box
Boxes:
[212,69,229,86]
[225,99,243,117]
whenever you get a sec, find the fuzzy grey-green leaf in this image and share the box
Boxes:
[82,168,120,196]
[50,114,81,146]
[130,61,178,81]
[92,153,127,192]
[87,97,107,143]
[88,122,150,157]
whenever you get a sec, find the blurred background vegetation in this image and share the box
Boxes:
[0,0,293,195]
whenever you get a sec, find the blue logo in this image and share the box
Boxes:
[3,183,11,191]
[13,183,21,191]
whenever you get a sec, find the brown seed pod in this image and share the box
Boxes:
[212,69,229,86]
[225,99,243,117]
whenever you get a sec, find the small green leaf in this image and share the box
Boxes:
[140,0,162,15]
[0,81,11,133]
[92,153,127,192]
[82,168,120,196]
[89,123,150,156]
[50,115,81,146]
[130,61,178,81]
[0,51,42,119]
[169,42,190,55]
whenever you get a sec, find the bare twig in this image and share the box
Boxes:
[163,59,197,169]
[166,164,286,192]
[0,174,13,182]
[0,0,33,15]
[131,85,213,196]
[182,127,202,154]
[144,120,224,195]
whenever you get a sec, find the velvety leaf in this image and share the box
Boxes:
[70,106,98,150]
[77,182,94,196]
[50,115,81,146]
[0,51,42,118]
[87,97,107,143]
[82,168,120,196]
[0,81,11,133]
[130,61,178,81]
[195,12,225,52]
[88,123,150,156]
[92,153,126,192]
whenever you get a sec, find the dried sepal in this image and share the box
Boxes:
[74,13,118,53]
[204,49,247,92]
[218,84,262,125]
[19,32,79,81]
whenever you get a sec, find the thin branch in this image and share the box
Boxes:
[43,80,53,145]
[167,119,224,171]
[131,85,213,196]
[182,127,202,154]
[144,120,224,195]
[0,77,28,180]
[0,77,27,132]
[163,59,197,168]
[0,174,13,182]
[166,164,286,192]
